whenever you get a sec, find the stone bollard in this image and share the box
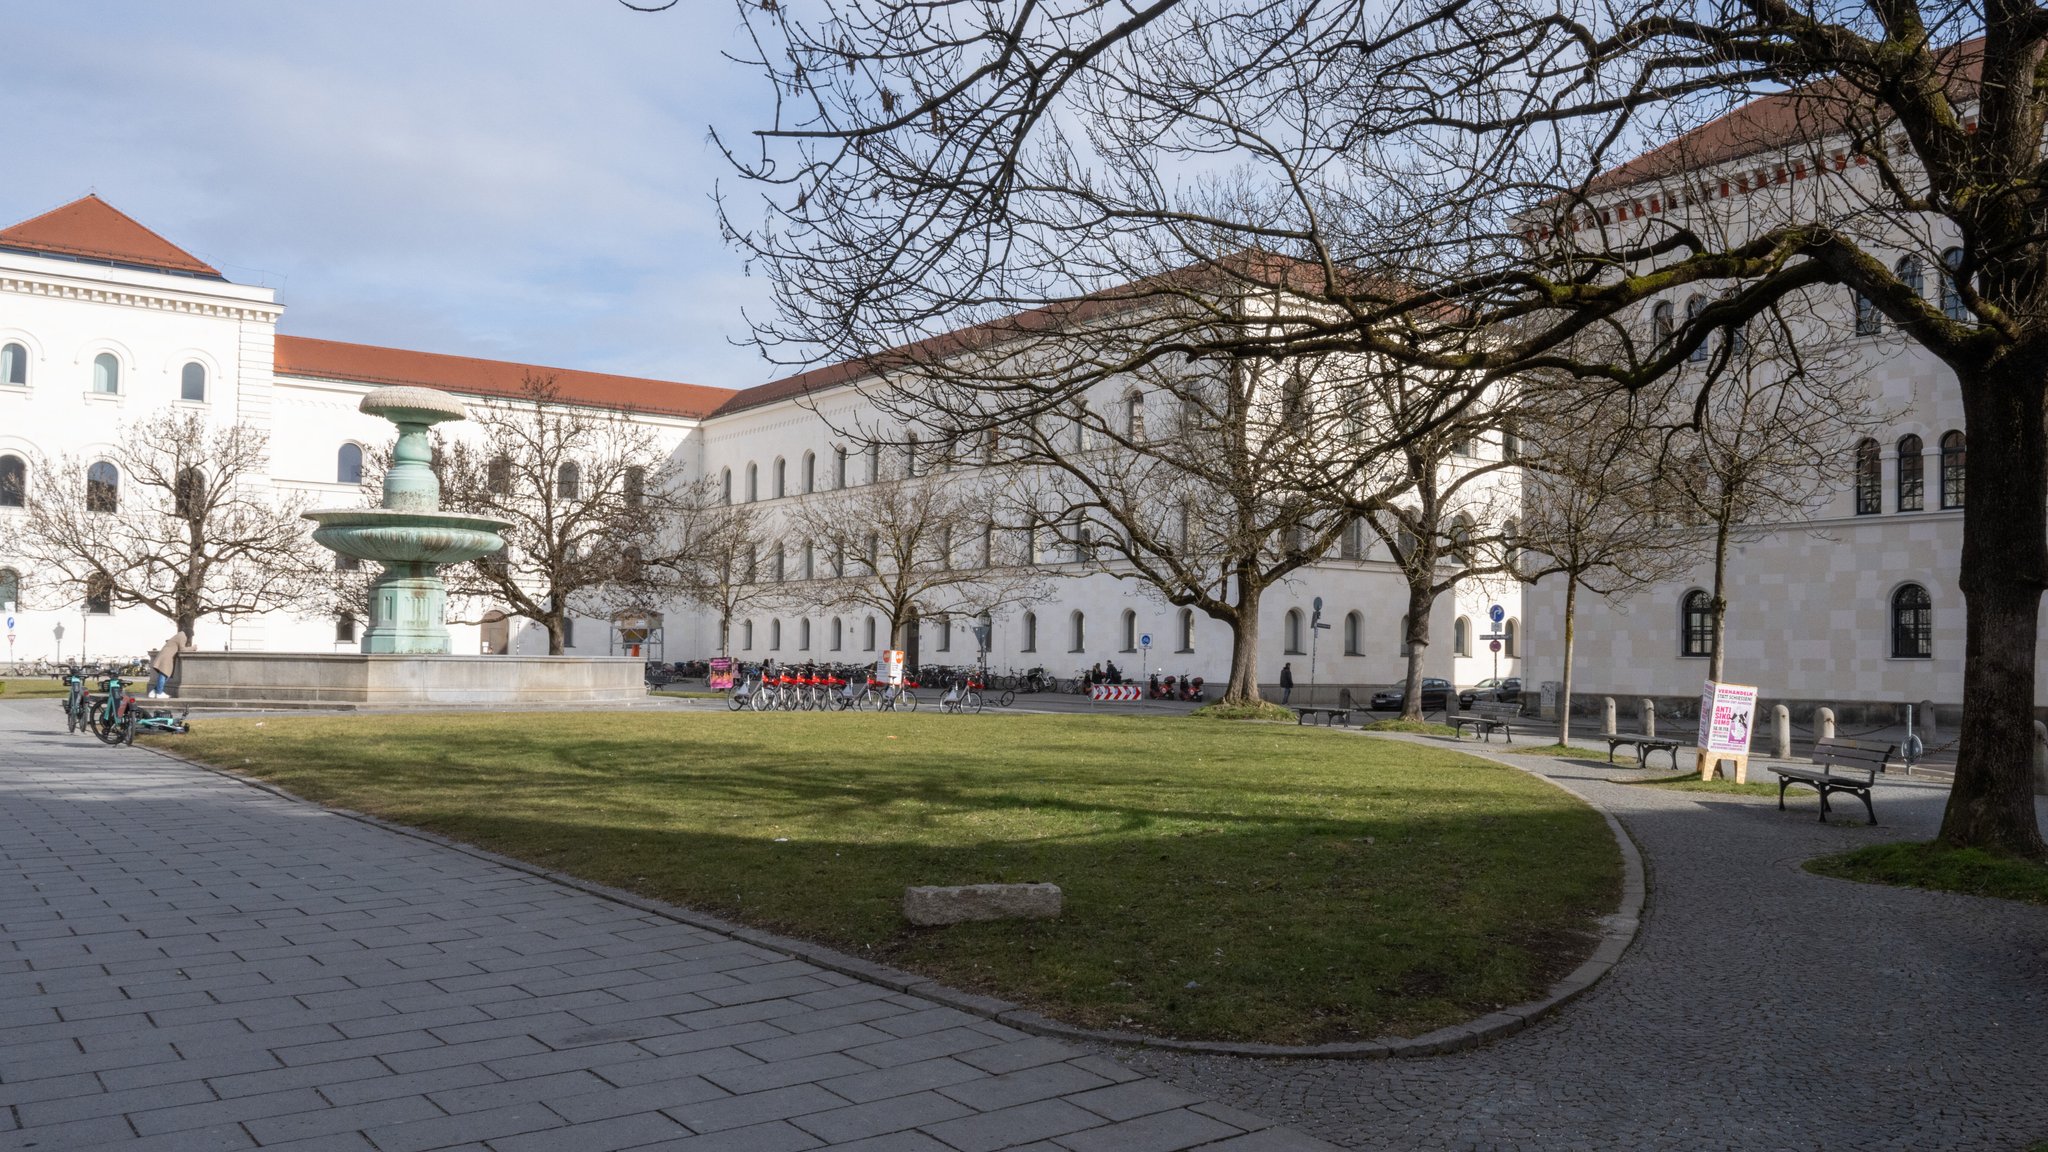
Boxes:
[1602,697,1617,737]
[1918,700,1938,746]
[1774,705,1792,759]
[1639,698,1656,738]
[2034,722,2048,797]
[1817,707,1836,742]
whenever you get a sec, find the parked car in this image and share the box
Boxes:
[1370,677,1452,711]
[1458,677,1522,708]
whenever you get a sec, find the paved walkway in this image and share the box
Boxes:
[0,701,1331,1152]
[1103,745,2048,1150]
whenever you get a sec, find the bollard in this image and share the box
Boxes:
[1817,707,1836,741]
[1773,705,1791,759]
[2034,721,2048,797]
[1602,697,1617,737]
[1639,698,1656,738]
[1918,700,1938,746]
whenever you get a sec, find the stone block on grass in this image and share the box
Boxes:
[903,884,1062,926]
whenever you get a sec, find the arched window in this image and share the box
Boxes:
[92,352,120,394]
[801,451,815,493]
[173,467,205,519]
[802,542,815,580]
[1454,616,1471,657]
[867,443,881,483]
[556,461,580,499]
[0,454,24,508]
[1681,590,1714,658]
[1853,438,1882,514]
[1125,390,1145,440]
[1940,430,1965,509]
[1022,610,1038,652]
[773,457,787,498]
[1284,608,1304,654]
[1892,584,1933,659]
[770,619,782,650]
[561,618,576,648]
[833,446,848,488]
[720,467,733,504]
[1895,254,1924,298]
[746,463,759,502]
[0,568,18,610]
[772,544,786,582]
[85,573,113,615]
[1120,609,1137,652]
[336,613,357,643]
[487,455,512,496]
[1940,248,1967,321]
[180,361,206,402]
[624,466,646,508]
[1896,434,1925,512]
[1853,288,1882,335]
[337,443,364,484]
[939,526,955,570]
[1070,610,1086,652]
[1650,300,1675,348]
[0,342,24,386]
[741,619,754,650]
[905,434,921,477]
[1177,608,1195,653]
[799,618,811,650]
[935,613,951,652]
[1504,617,1519,658]
[1340,517,1367,560]
[864,616,877,650]
[1685,296,1708,361]
[85,461,119,512]
[1343,610,1363,656]
[1503,518,1521,574]
[830,617,843,651]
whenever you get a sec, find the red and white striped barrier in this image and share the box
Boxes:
[1090,684,1141,701]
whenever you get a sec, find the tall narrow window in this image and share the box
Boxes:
[1940,248,1967,321]
[336,613,357,643]
[85,573,112,615]
[0,454,24,508]
[1070,611,1086,652]
[770,619,782,650]
[1284,609,1304,654]
[0,342,24,386]
[337,443,364,484]
[1504,617,1519,658]
[1022,611,1038,652]
[1120,609,1137,652]
[831,617,843,651]
[92,352,120,394]
[833,446,848,488]
[85,461,119,512]
[1681,590,1714,657]
[746,463,759,502]
[624,466,646,508]
[1897,434,1924,511]
[173,467,205,519]
[1853,289,1882,335]
[742,619,754,650]
[561,619,575,648]
[721,467,733,504]
[1939,430,1965,509]
[864,616,877,650]
[1125,390,1145,440]
[1685,296,1709,361]
[1895,254,1924,298]
[180,361,206,402]
[1340,518,1365,560]
[867,443,881,483]
[802,543,815,580]
[1454,616,1471,656]
[935,613,951,652]
[905,434,921,477]
[772,544,786,582]
[0,568,19,611]
[557,461,580,499]
[801,451,815,493]
[1650,300,1675,349]
[1892,584,1933,659]
[773,457,786,498]
[487,455,512,495]
[799,618,811,650]
[1343,611,1362,655]
[1853,438,1882,514]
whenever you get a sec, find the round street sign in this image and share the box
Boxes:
[1139,633,1152,648]
[1312,596,1323,612]
[1489,639,1502,652]
[1489,603,1505,624]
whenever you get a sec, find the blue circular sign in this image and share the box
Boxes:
[1139,634,1152,648]
[1489,604,1505,624]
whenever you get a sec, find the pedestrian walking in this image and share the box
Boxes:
[149,630,188,698]
[1279,661,1293,704]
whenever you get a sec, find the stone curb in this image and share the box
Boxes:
[138,728,1645,1062]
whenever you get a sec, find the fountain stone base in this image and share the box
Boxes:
[172,652,649,711]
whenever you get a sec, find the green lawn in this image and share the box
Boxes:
[0,678,69,699]
[160,712,1621,1044]
[1808,841,2048,906]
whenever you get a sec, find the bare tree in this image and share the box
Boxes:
[22,412,317,643]
[699,0,2046,854]
[656,485,779,657]
[438,376,689,655]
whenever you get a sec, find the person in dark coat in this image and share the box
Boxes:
[1279,662,1294,704]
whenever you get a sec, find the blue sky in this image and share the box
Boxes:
[3,1,790,388]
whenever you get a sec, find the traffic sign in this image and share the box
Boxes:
[1489,604,1505,624]
[1139,633,1152,648]
[1489,640,1502,652]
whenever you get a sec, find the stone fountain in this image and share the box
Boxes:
[304,387,507,654]
[170,386,648,710]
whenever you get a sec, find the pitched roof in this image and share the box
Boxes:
[0,194,222,277]
[1584,38,1984,197]
[274,335,735,420]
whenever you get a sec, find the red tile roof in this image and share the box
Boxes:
[0,194,222,277]
[274,335,735,419]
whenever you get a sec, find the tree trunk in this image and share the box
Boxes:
[1940,365,2048,858]
[1707,516,1730,685]
[1400,580,1434,721]
[1220,572,1261,704]
[1558,575,1577,746]
[545,614,566,656]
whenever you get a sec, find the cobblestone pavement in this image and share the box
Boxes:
[1102,746,2048,1151]
[0,701,1333,1152]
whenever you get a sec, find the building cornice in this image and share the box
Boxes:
[0,270,284,323]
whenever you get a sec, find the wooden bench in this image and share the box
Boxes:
[1771,737,1894,824]
[1294,707,1352,727]
[1450,701,1521,742]
[1606,732,1682,769]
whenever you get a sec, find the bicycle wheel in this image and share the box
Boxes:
[122,712,140,746]
[902,689,920,712]
[998,689,1015,708]
[96,705,128,745]
[65,695,79,734]
[965,690,985,714]
[728,691,746,711]
[750,687,772,712]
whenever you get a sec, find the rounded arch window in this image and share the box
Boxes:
[1853,438,1882,514]
[1069,610,1086,652]
[1650,300,1675,348]
[1897,434,1924,511]
[487,455,512,496]
[1120,608,1137,651]
[864,615,877,650]
[180,361,207,402]
[720,467,733,504]
[85,461,119,512]
[1939,431,1965,509]
[1940,248,1967,320]
[1454,616,1471,656]
[1124,389,1145,439]
[1892,584,1933,659]
[801,451,816,493]
[834,446,848,488]
[770,619,782,650]
[1895,253,1924,298]
[1684,296,1708,361]
[1343,610,1363,655]
[1021,610,1038,652]
[92,352,120,394]
[336,612,358,643]
[773,457,787,498]
[1504,617,1520,658]
[0,567,18,610]
[1284,608,1304,654]
[0,453,24,508]
[1,341,26,386]
[830,617,843,651]
[173,467,206,519]
[556,461,581,500]
[337,443,364,484]
[799,618,812,650]
[1681,590,1714,657]
[741,619,755,650]
[1178,608,1195,653]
